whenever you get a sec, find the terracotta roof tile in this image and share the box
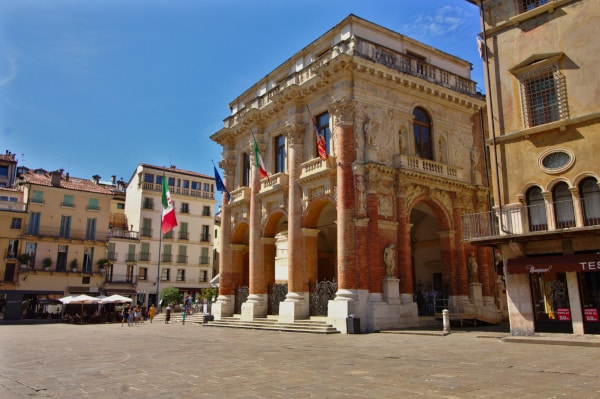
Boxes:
[22,171,114,195]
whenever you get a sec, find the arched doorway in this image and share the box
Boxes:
[410,202,444,316]
[304,198,337,315]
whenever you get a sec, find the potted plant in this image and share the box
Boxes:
[70,258,78,272]
[18,254,31,270]
[43,257,53,271]
[96,258,110,272]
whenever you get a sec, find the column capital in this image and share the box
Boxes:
[284,122,306,146]
[329,97,355,127]
[301,228,320,237]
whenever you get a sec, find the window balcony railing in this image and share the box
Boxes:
[462,198,600,241]
[109,229,139,240]
[107,252,118,261]
[199,256,210,265]
[105,274,136,284]
[140,182,214,200]
[176,255,188,264]
[394,155,465,182]
[0,200,26,211]
[138,252,150,262]
[23,227,109,241]
[179,232,189,240]
[161,253,173,263]
[140,228,153,238]
[229,187,251,204]
[126,253,138,262]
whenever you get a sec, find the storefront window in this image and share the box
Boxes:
[578,272,600,334]
[530,272,572,332]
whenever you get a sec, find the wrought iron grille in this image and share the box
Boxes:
[235,285,249,314]
[310,279,337,316]
[268,283,288,315]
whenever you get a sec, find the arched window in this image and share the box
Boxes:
[526,186,547,231]
[552,182,575,228]
[580,177,600,226]
[413,107,433,160]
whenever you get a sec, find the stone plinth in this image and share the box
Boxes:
[468,283,483,307]
[383,278,401,305]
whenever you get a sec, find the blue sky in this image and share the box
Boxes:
[0,0,483,184]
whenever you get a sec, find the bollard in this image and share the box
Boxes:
[442,309,450,334]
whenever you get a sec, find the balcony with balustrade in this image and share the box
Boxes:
[462,198,600,245]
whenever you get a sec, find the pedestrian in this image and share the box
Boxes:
[128,305,135,327]
[148,304,155,323]
[182,308,186,325]
[165,304,171,324]
[141,304,147,321]
[121,305,129,327]
[134,305,141,325]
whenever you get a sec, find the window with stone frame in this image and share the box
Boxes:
[412,107,433,160]
[513,56,568,129]
[516,0,548,14]
[242,152,251,187]
[274,134,286,174]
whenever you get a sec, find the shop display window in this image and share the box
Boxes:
[578,272,600,334]
[531,272,570,321]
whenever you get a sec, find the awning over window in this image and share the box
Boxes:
[507,253,600,274]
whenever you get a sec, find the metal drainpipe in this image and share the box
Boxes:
[479,0,512,236]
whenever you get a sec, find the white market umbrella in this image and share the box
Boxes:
[100,294,133,304]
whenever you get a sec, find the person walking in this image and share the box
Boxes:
[121,305,129,327]
[128,305,135,327]
[148,304,155,323]
[165,304,171,324]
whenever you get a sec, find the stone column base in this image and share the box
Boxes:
[468,283,483,307]
[212,295,234,320]
[383,278,400,305]
[278,292,309,323]
[241,293,268,321]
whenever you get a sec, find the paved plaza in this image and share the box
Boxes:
[1,321,599,399]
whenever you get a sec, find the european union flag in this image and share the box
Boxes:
[214,166,231,202]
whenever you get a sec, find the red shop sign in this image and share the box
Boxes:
[557,308,571,321]
[584,308,599,322]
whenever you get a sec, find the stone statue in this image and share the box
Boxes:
[468,252,479,283]
[384,244,395,278]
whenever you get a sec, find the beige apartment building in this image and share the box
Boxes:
[124,164,217,307]
[211,15,500,333]
[464,0,600,335]
[1,169,113,320]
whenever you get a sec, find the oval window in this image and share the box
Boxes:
[539,149,574,174]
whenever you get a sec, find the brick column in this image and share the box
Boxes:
[285,123,305,296]
[262,237,275,288]
[331,98,357,299]
[302,228,320,290]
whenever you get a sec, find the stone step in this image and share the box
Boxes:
[203,317,340,334]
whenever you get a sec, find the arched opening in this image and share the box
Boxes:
[552,182,575,228]
[580,177,600,226]
[413,107,433,160]
[410,201,444,316]
[526,186,547,231]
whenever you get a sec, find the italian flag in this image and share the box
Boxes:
[253,138,269,180]
[161,174,178,234]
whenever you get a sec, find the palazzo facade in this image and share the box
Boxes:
[211,15,501,332]
[464,0,600,335]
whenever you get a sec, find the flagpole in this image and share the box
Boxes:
[155,192,164,310]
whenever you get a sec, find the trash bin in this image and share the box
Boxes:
[346,315,360,334]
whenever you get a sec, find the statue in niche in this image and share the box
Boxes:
[384,244,395,278]
[468,252,479,284]
[356,175,366,216]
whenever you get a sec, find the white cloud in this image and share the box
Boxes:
[0,56,17,86]
[402,5,469,39]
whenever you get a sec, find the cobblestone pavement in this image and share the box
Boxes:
[1,321,599,399]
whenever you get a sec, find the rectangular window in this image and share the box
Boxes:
[242,152,250,187]
[60,215,72,238]
[31,190,44,204]
[85,218,97,240]
[177,246,187,263]
[138,267,148,281]
[202,206,210,217]
[87,198,99,211]
[140,242,150,262]
[182,180,190,189]
[116,202,125,210]
[161,268,170,281]
[82,247,94,273]
[200,247,209,264]
[315,112,331,158]
[0,165,8,177]
[518,64,566,128]
[517,0,548,13]
[27,212,41,235]
[62,195,74,207]
[168,177,175,187]
[141,218,152,237]
[143,197,154,210]
[156,175,163,185]
[162,244,172,263]
[201,270,208,282]
[201,225,210,242]
[127,244,137,262]
[7,239,18,258]
[11,218,21,229]
[107,243,117,261]
[179,222,189,240]
[180,203,189,213]
[191,181,201,190]
[203,183,210,192]
[144,173,154,183]
[57,245,68,272]
[176,269,185,282]
[164,230,173,239]
[274,135,286,173]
